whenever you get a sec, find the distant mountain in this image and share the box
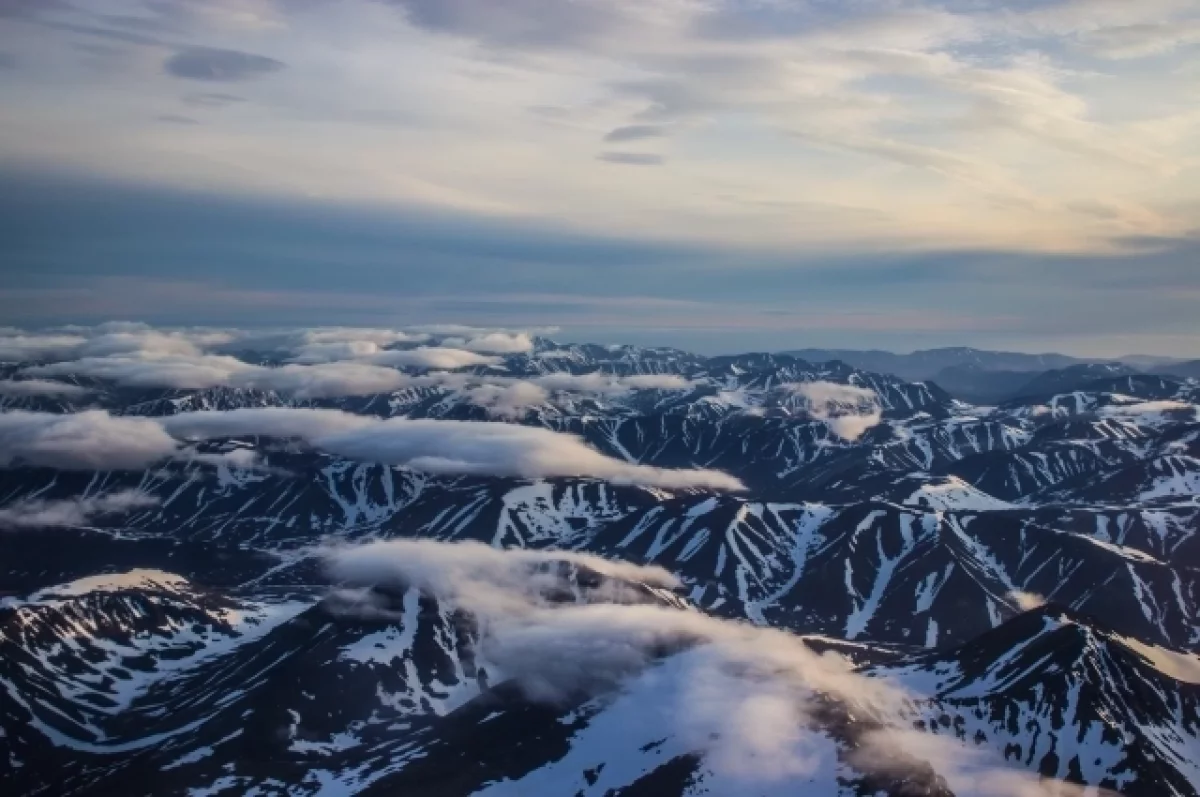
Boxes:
[1006,362,1141,399]
[925,364,1043,404]
[1119,354,1190,370]
[783,349,1195,405]
[1156,360,1200,380]
[781,346,1089,382]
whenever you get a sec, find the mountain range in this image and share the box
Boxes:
[1,326,1198,796]
[783,346,1200,403]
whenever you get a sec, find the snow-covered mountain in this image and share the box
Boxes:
[2,331,1198,796]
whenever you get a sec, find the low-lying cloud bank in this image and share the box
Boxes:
[165,408,744,490]
[5,322,696,406]
[462,372,693,416]
[325,539,1105,796]
[22,356,693,402]
[357,347,500,370]
[448,332,535,355]
[0,379,90,398]
[786,380,883,440]
[3,323,532,395]
[0,490,158,529]
[0,322,530,364]
[0,408,743,490]
[22,353,453,396]
[0,410,181,470]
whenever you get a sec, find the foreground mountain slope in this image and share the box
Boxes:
[871,605,1200,795]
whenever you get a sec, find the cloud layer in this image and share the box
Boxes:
[0,399,743,490]
[0,410,181,470]
[164,408,745,490]
[4,324,700,406]
[18,336,499,396]
[325,539,1103,796]
[0,379,89,398]
[0,489,157,529]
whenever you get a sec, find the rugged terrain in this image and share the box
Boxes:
[2,329,1198,796]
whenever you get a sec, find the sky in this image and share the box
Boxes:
[1,0,1198,356]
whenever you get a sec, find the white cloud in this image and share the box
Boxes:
[24,353,254,390]
[160,407,374,441]
[824,413,884,441]
[287,340,385,364]
[465,381,549,418]
[178,447,269,471]
[1099,400,1196,425]
[285,327,430,363]
[0,334,88,362]
[3,325,437,371]
[786,381,883,441]
[228,362,413,398]
[361,347,502,370]
[0,379,90,398]
[433,372,692,416]
[458,332,535,354]
[325,539,1098,795]
[328,539,679,610]
[0,411,180,470]
[300,328,429,346]
[76,329,232,358]
[24,352,427,397]
[787,380,879,406]
[0,489,158,529]
[159,407,745,490]
[534,372,692,394]
[318,417,744,489]
[13,328,690,403]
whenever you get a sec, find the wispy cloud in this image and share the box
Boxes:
[0,489,157,529]
[1,0,1194,253]
[603,124,665,142]
[598,152,665,166]
[0,379,89,398]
